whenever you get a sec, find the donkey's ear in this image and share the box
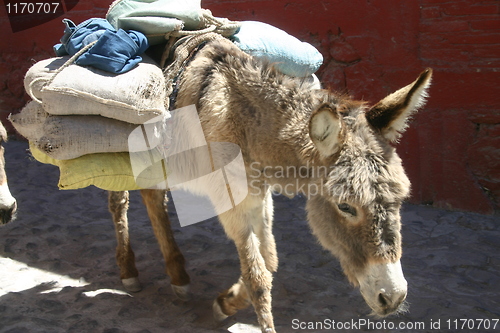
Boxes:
[366,68,433,142]
[309,104,345,158]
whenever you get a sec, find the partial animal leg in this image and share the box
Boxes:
[108,191,141,292]
[140,189,191,300]
[214,191,276,333]
[256,190,278,272]
[214,190,278,321]
[214,276,251,320]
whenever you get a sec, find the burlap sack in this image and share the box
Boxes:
[30,144,167,191]
[10,100,171,160]
[35,115,139,160]
[106,0,203,45]
[231,21,323,77]
[8,101,47,140]
[24,55,168,124]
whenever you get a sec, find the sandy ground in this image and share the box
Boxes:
[0,139,499,333]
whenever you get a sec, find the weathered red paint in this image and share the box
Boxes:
[1,0,498,213]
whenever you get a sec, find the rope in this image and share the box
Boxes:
[28,40,98,104]
[162,33,227,110]
[161,9,241,40]
[159,9,241,110]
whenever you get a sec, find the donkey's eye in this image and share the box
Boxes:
[338,203,357,216]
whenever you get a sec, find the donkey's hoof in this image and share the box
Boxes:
[213,299,229,323]
[122,277,142,292]
[171,284,191,301]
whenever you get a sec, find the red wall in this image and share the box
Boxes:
[1,0,499,214]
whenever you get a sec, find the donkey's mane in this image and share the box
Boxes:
[178,39,380,179]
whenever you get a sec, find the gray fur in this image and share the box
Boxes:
[172,38,431,331]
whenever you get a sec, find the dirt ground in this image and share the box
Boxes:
[0,139,499,333]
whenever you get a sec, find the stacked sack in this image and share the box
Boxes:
[10,0,208,191]
[11,54,171,190]
[10,0,323,192]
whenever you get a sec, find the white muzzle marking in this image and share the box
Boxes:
[0,182,16,210]
[358,260,408,316]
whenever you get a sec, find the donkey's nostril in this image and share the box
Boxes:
[378,290,407,312]
[0,201,17,225]
[378,293,389,307]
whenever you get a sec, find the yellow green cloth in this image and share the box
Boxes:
[30,143,167,191]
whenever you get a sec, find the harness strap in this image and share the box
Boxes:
[150,8,242,110]
[162,33,227,110]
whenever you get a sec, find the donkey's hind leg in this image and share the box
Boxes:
[140,189,191,300]
[108,191,142,292]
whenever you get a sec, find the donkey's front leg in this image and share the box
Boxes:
[215,191,277,323]
[108,191,141,292]
[140,189,191,300]
[238,233,275,333]
[256,189,278,272]
[215,192,276,333]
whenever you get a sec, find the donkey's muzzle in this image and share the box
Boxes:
[377,288,407,316]
[0,200,17,225]
[358,260,408,317]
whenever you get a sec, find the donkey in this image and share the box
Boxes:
[108,37,432,332]
[0,121,17,225]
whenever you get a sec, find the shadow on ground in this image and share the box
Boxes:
[0,139,499,332]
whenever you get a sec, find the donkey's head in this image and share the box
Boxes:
[306,69,432,316]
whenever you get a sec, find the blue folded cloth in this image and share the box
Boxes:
[54,18,149,74]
